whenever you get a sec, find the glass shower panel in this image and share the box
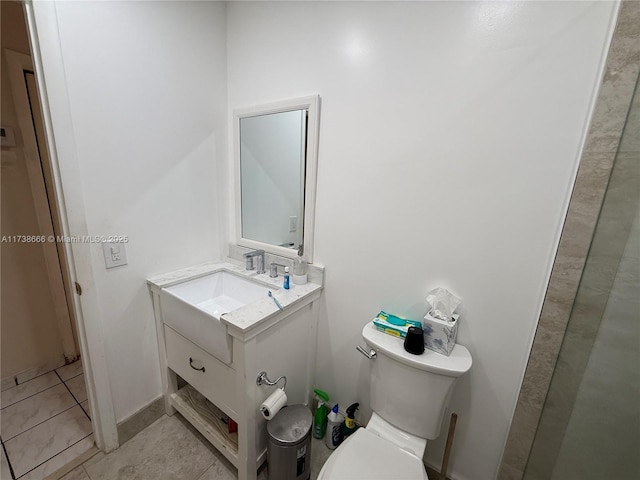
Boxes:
[524,76,639,479]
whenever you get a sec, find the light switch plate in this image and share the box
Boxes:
[102,241,128,269]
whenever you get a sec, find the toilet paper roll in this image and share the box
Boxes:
[260,388,287,420]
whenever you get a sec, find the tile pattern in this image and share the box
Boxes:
[5,406,92,477]
[498,2,640,478]
[2,378,17,393]
[56,361,84,382]
[1,372,61,409]
[19,435,95,480]
[2,447,12,479]
[83,415,215,480]
[80,400,91,420]
[65,375,88,404]
[1,384,76,441]
[0,359,93,480]
[14,358,67,386]
[50,414,333,480]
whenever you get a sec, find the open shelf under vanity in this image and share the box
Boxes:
[170,384,239,466]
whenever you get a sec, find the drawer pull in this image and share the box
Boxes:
[189,357,205,372]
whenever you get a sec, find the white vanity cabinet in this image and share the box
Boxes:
[148,261,322,480]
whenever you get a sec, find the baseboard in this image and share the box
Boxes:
[116,396,165,446]
[426,464,452,480]
[426,461,457,480]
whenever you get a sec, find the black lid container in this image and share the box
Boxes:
[404,326,425,355]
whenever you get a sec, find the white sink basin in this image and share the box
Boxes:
[160,270,273,364]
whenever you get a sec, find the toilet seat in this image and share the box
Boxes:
[317,428,429,480]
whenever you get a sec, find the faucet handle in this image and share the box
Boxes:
[243,249,265,271]
[269,263,286,278]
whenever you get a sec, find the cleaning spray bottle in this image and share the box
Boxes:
[312,389,330,439]
[325,404,344,450]
[341,402,360,439]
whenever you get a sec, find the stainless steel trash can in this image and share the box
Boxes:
[267,404,312,480]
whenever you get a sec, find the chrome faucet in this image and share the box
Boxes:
[244,250,265,274]
[269,263,286,278]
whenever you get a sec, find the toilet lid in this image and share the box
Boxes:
[317,428,429,480]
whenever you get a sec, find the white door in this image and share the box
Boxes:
[5,49,78,364]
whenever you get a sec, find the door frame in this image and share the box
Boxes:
[20,0,119,452]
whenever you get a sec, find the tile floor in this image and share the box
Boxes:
[1,360,94,480]
[55,414,334,480]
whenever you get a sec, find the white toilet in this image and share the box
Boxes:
[317,322,472,480]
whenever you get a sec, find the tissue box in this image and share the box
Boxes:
[422,312,459,356]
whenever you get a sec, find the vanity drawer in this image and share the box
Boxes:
[164,325,238,417]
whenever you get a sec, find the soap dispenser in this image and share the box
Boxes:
[292,244,308,285]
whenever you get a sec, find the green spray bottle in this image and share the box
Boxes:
[312,389,330,439]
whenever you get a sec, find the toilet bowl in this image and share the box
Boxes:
[317,323,472,480]
[317,414,429,480]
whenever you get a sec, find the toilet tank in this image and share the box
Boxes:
[362,323,472,440]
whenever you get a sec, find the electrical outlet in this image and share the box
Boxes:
[102,241,128,269]
[289,216,297,232]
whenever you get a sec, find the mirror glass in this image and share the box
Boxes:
[240,110,306,249]
[234,96,320,261]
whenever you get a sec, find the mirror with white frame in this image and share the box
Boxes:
[234,95,320,261]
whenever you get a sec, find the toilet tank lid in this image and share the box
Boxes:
[362,323,472,377]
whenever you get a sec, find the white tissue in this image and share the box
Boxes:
[260,389,287,420]
[426,287,461,321]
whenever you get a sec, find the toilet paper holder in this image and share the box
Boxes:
[256,371,287,390]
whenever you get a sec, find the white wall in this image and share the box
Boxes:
[33,1,228,422]
[226,2,616,479]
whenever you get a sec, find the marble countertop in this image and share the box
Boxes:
[147,260,323,335]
